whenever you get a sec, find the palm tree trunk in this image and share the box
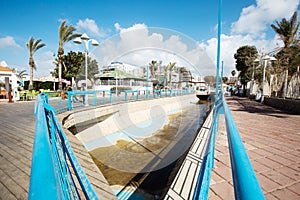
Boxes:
[282,69,288,98]
[58,47,64,90]
[29,65,33,90]
[169,71,172,89]
[58,60,62,90]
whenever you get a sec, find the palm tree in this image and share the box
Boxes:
[163,65,168,88]
[16,70,28,79]
[271,11,299,48]
[26,37,45,90]
[271,11,299,98]
[16,70,28,89]
[57,20,81,90]
[149,60,158,79]
[168,62,176,89]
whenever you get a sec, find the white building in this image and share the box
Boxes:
[0,65,20,101]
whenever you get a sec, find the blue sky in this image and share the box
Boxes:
[0,0,299,77]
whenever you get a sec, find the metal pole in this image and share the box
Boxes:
[215,0,222,102]
[221,61,224,95]
[250,63,255,95]
[84,41,89,106]
[146,65,149,99]
[261,60,266,103]
[116,70,118,97]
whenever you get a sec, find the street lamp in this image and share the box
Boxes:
[261,55,276,103]
[74,33,99,106]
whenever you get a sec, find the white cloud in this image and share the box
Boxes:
[92,0,299,78]
[231,0,299,37]
[34,51,56,77]
[198,33,283,76]
[93,22,284,77]
[92,23,215,77]
[77,18,107,38]
[0,36,21,49]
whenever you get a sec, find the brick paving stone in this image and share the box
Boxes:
[288,150,300,158]
[277,152,300,164]
[267,154,295,166]
[256,157,283,169]
[215,145,228,155]
[210,181,234,200]
[215,154,230,167]
[264,193,279,200]
[289,162,300,172]
[256,173,281,193]
[276,165,300,181]
[210,169,226,185]
[287,182,300,195]
[248,149,264,160]
[214,159,227,169]
[252,148,274,157]
[208,189,222,200]
[272,144,295,153]
[261,169,296,187]
[271,188,300,200]
[262,146,285,156]
[213,162,232,182]
[251,160,270,173]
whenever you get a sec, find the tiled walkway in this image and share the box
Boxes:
[209,97,300,200]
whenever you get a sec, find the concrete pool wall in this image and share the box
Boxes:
[63,94,198,150]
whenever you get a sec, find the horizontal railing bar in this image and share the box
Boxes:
[29,95,62,200]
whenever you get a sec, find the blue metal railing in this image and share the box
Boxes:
[192,93,264,200]
[29,93,98,200]
[65,89,194,111]
[192,95,223,200]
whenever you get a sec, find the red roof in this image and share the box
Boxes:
[0,66,13,72]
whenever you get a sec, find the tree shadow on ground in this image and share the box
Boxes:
[226,96,293,118]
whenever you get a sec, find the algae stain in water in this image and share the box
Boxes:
[90,103,209,199]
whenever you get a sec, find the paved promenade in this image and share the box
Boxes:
[0,101,35,199]
[0,100,116,200]
[209,97,300,200]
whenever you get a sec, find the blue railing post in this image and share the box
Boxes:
[110,90,113,103]
[93,91,97,106]
[67,91,72,111]
[102,91,106,104]
[125,91,128,101]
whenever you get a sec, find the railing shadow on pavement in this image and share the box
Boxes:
[29,92,99,200]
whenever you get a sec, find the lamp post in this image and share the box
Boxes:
[261,55,276,103]
[146,65,149,99]
[74,33,99,106]
[250,58,260,95]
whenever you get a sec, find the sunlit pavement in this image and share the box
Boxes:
[209,97,300,200]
